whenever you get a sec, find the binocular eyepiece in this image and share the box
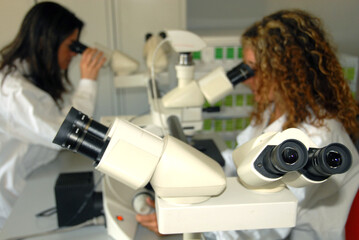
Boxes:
[300,143,352,181]
[53,107,109,163]
[253,139,352,180]
[254,139,309,178]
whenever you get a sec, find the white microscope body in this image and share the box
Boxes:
[69,40,139,76]
[96,117,226,239]
[145,30,207,135]
[142,30,254,136]
[56,31,351,239]
[53,108,352,239]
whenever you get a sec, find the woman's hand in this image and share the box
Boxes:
[80,48,106,80]
[136,197,164,236]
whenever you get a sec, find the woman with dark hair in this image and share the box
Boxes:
[0,2,105,227]
[137,9,359,240]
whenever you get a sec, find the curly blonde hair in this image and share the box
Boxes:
[241,9,359,141]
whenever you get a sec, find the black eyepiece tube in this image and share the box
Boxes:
[69,41,88,54]
[301,143,352,181]
[226,62,255,86]
[66,107,109,140]
[77,129,108,162]
[264,139,308,175]
[53,107,110,163]
[254,139,308,178]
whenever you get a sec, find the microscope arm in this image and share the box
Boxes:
[158,30,255,109]
[53,107,226,204]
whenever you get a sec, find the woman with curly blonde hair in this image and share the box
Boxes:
[210,9,359,240]
[241,9,359,142]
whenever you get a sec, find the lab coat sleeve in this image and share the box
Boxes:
[3,75,97,149]
[61,78,97,116]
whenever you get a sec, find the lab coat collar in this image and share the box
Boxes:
[263,114,286,133]
[13,59,30,75]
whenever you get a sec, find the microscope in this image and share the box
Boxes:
[134,30,255,136]
[53,107,352,239]
[69,40,139,76]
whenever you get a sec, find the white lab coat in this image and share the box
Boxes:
[0,60,98,228]
[205,108,359,240]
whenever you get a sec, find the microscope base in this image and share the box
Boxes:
[102,176,138,240]
[156,177,298,234]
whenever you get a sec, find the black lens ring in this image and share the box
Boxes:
[84,118,92,132]
[65,107,108,140]
[74,127,86,152]
[65,108,89,130]
[61,126,84,150]
[313,143,352,175]
[270,139,308,172]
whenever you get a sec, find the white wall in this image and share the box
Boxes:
[112,0,186,116]
[266,0,359,57]
[187,0,359,56]
[0,0,34,49]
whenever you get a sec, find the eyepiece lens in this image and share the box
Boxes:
[282,148,298,165]
[326,150,342,168]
